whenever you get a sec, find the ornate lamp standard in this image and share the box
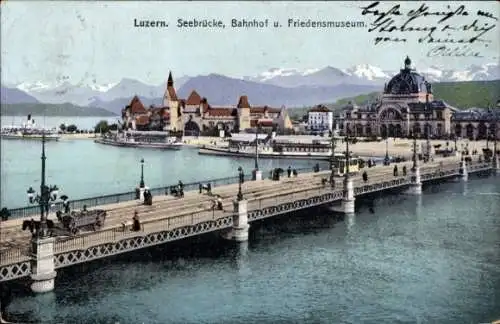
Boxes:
[26,133,62,238]
[411,131,418,172]
[237,166,244,201]
[254,124,260,171]
[139,158,145,188]
[344,133,351,181]
[330,131,336,173]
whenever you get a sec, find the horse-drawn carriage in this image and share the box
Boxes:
[56,209,106,234]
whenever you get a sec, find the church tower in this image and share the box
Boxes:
[163,71,181,132]
[237,95,251,131]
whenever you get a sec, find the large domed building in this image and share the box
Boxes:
[340,56,499,140]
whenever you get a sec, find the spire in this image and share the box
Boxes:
[167,71,173,87]
[404,56,411,70]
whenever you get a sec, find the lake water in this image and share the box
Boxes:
[1,115,120,131]
[3,176,500,324]
[0,135,325,209]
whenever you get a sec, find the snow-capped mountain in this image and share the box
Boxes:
[4,62,498,108]
[250,62,499,88]
[342,64,391,81]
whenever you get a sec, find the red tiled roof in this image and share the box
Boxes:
[250,106,281,114]
[167,86,177,101]
[186,90,202,105]
[309,105,331,113]
[129,96,146,114]
[135,115,150,126]
[237,95,251,108]
[207,108,237,117]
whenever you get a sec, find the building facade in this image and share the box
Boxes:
[340,57,500,140]
[122,72,293,136]
[307,105,333,132]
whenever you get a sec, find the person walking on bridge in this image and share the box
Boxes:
[132,210,141,232]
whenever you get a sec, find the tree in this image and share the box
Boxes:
[94,120,109,133]
[59,123,67,132]
[66,124,78,133]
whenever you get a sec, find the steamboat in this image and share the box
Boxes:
[199,134,342,160]
[0,115,60,141]
[94,130,182,150]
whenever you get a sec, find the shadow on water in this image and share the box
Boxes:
[3,174,499,323]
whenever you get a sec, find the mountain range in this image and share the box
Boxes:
[2,62,498,114]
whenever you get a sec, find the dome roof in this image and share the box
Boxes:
[384,56,429,95]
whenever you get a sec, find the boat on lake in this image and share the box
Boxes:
[94,130,182,150]
[198,134,341,160]
[0,115,60,141]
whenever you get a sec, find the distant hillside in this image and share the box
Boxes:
[287,80,500,120]
[177,74,379,107]
[89,96,162,115]
[432,80,500,109]
[1,86,39,104]
[1,103,117,117]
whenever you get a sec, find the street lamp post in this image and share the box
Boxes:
[26,132,62,238]
[330,132,336,171]
[237,166,244,201]
[140,158,145,188]
[412,131,418,172]
[254,125,260,171]
[344,134,350,181]
[426,132,431,162]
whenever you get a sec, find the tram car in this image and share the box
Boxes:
[57,209,106,235]
[331,153,364,177]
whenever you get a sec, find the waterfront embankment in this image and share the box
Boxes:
[59,133,97,140]
[188,136,491,159]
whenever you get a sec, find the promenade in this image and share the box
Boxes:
[0,154,496,292]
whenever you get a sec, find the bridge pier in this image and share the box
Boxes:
[253,169,263,181]
[460,160,468,181]
[331,178,355,214]
[222,199,249,242]
[405,167,422,195]
[493,155,500,175]
[30,237,57,294]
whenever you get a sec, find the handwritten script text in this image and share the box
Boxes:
[360,1,497,58]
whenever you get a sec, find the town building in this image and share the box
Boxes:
[307,105,333,132]
[339,56,500,140]
[121,72,293,136]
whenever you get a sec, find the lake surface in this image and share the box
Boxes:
[1,115,119,131]
[0,137,325,209]
[3,176,500,324]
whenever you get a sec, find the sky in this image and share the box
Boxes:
[1,1,498,86]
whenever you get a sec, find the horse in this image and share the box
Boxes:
[22,219,55,236]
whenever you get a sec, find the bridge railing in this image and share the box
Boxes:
[53,208,224,255]
[4,166,325,220]
[0,245,31,266]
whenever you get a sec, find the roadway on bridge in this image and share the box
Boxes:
[0,157,460,264]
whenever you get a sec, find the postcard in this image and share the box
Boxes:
[0,1,499,324]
